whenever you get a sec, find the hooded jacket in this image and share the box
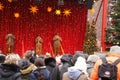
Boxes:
[18,59,36,80]
[0,64,21,80]
[29,66,51,80]
[45,57,60,80]
[62,57,88,80]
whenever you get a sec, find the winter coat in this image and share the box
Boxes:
[60,54,73,80]
[60,62,71,79]
[0,64,21,80]
[87,62,95,77]
[18,59,36,80]
[45,57,60,80]
[29,66,51,80]
[20,64,36,80]
[90,53,120,80]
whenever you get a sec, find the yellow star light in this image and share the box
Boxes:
[63,9,71,16]
[29,5,39,14]
[55,10,61,15]
[0,3,4,11]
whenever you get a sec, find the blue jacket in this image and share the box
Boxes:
[29,67,51,80]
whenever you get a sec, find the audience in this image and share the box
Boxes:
[0,45,119,80]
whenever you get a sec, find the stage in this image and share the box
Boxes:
[0,0,87,56]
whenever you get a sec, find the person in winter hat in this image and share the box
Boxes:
[90,45,120,80]
[62,56,88,80]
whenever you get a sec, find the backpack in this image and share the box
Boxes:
[98,58,120,80]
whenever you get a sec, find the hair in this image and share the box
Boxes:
[5,53,21,65]
[34,58,45,67]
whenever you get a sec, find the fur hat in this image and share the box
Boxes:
[110,45,120,54]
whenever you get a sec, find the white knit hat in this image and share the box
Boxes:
[110,45,120,54]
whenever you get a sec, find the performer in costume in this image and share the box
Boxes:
[35,36,43,56]
[5,33,15,54]
[53,33,62,56]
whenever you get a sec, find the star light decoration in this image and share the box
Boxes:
[29,5,39,14]
[0,3,4,11]
[55,10,61,15]
[63,9,71,16]
[47,7,52,12]
[14,12,20,18]
[8,0,13,3]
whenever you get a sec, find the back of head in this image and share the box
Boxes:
[110,45,120,54]
[5,53,21,65]
[34,58,45,67]
[24,50,33,59]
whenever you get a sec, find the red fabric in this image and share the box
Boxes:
[0,0,87,57]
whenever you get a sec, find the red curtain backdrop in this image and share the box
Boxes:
[0,0,87,57]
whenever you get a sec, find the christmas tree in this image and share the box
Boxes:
[106,0,120,45]
[83,21,97,54]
